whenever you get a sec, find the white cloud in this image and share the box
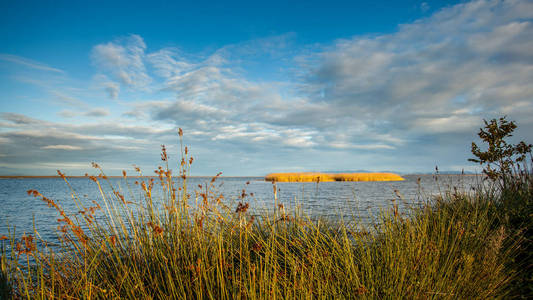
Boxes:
[58,110,77,118]
[411,115,481,133]
[105,81,120,99]
[58,108,110,118]
[0,53,64,73]
[83,108,110,117]
[41,145,83,150]
[283,136,315,148]
[329,142,396,150]
[147,48,194,78]
[92,74,121,99]
[91,34,151,90]
[0,113,45,125]
[50,91,88,107]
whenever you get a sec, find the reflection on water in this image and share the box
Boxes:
[0,175,481,241]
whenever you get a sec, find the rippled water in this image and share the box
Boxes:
[0,175,480,241]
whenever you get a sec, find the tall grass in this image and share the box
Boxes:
[0,133,530,299]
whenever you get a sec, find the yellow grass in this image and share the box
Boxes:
[265,172,404,182]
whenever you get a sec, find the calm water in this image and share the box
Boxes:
[0,175,480,241]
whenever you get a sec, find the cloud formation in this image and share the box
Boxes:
[2,0,533,175]
[0,112,176,174]
[300,0,533,139]
[91,35,152,93]
[130,0,533,166]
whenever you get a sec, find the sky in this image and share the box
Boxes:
[1,0,532,176]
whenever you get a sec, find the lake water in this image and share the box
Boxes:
[0,175,480,242]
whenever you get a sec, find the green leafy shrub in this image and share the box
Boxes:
[469,116,532,186]
[469,116,532,298]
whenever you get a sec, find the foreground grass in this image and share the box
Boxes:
[0,148,530,299]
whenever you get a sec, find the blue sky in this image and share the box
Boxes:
[1,0,532,176]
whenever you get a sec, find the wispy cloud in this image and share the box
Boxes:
[92,74,121,99]
[84,108,110,117]
[91,34,151,92]
[41,145,83,150]
[50,90,88,107]
[0,53,64,73]
[0,113,46,125]
[59,108,110,118]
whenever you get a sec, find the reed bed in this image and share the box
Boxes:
[0,131,530,299]
[265,172,404,182]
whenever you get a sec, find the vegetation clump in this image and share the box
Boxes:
[0,118,531,298]
[265,172,404,182]
[469,117,532,297]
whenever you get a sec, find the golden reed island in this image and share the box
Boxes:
[265,172,404,182]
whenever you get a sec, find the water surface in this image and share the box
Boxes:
[0,175,480,241]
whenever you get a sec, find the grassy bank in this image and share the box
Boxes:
[1,125,531,298]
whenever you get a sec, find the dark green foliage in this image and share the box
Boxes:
[469,116,532,298]
[469,116,532,184]
[0,270,11,300]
